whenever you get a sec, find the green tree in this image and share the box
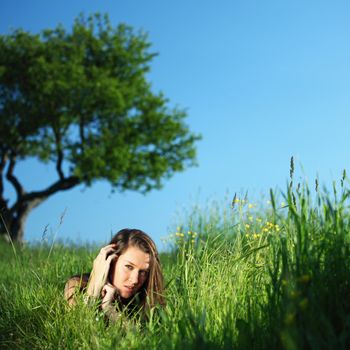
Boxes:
[0,14,200,242]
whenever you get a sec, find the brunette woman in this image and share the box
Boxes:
[64,229,165,321]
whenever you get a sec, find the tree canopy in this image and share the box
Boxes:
[0,14,200,242]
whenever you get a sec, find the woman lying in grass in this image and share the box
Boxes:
[64,229,165,321]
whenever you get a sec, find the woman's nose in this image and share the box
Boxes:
[129,271,139,285]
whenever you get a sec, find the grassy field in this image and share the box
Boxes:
[1,178,350,349]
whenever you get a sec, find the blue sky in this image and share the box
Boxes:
[1,0,350,249]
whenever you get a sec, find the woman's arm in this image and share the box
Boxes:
[100,283,122,322]
[86,244,117,298]
[64,275,89,306]
[65,245,117,309]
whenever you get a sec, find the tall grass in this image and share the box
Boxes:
[1,177,350,349]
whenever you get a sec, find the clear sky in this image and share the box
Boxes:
[1,0,350,249]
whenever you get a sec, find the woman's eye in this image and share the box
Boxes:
[125,265,133,270]
[139,271,148,277]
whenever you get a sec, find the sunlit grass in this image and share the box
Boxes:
[1,175,350,349]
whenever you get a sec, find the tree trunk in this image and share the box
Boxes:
[0,173,80,243]
[0,199,43,243]
[8,215,26,242]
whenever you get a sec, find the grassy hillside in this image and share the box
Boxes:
[1,181,350,349]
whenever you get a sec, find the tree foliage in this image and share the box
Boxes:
[0,14,200,241]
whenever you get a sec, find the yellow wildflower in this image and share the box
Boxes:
[299,298,308,310]
[248,216,253,222]
[290,290,301,299]
[248,203,254,209]
[245,224,250,229]
[298,274,311,284]
[284,313,295,326]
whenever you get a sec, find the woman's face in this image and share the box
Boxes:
[110,245,150,299]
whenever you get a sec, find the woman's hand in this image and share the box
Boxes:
[101,283,118,309]
[86,244,118,299]
[101,283,122,322]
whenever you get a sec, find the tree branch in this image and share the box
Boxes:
[0,152,7,197]
[53,128,65,180]
[56,148,64,180]
[10,175,80,214]
[27,176,80,200]
[6,154,25,199]
[0,152,10,216]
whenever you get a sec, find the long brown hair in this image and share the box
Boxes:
[109,228,165,309]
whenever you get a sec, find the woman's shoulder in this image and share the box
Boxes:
[64,273,90,305]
